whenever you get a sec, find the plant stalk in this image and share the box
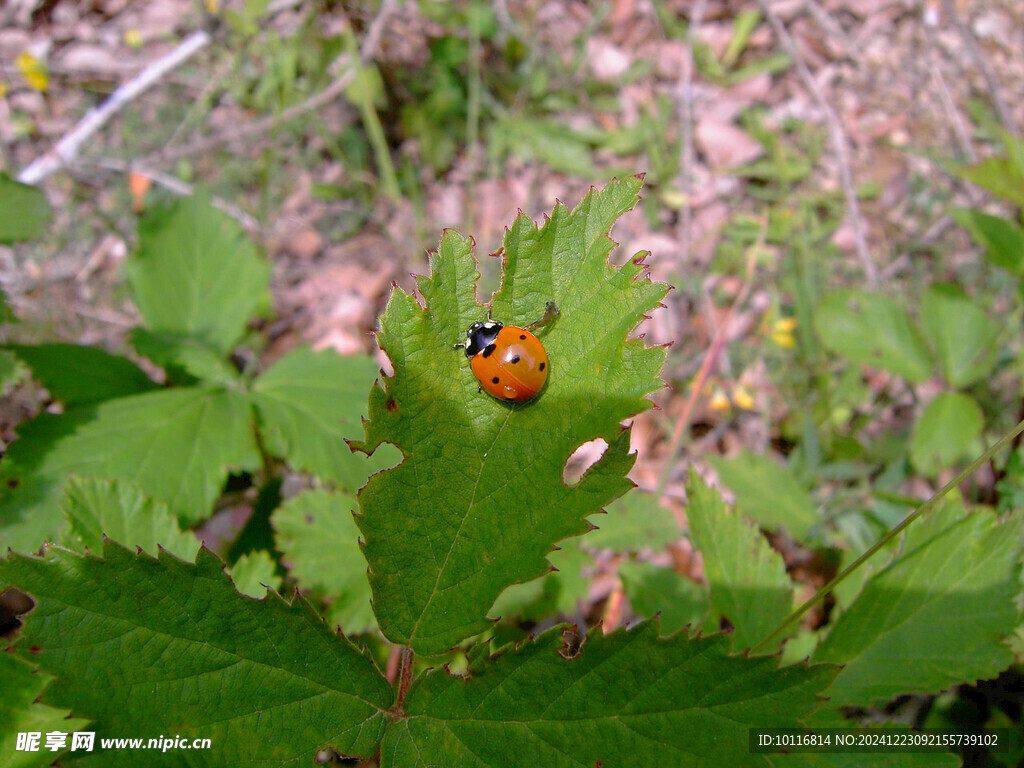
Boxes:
[750,416,1024,655]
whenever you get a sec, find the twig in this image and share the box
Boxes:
[80,158,260,232]
[16,0,309,185]
[18,30,212,185]
[141,72,357,166]
[923,4,975,163]
[674,0,708,260]
[801,0,854,57]
[145,0,398,171]
[756,0,879,289]
[654,225,762,502]
[359,0,399,61]
[751,416,1024,654]
[937,0,1013,130]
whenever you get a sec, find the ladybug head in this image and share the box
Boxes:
[464,320,503,357]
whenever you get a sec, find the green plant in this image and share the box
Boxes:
[0,178,1018,766]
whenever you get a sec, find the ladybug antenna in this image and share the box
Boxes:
[526,301,559,332]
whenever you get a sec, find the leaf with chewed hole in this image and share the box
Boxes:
[0,542,392,767]
[354,177,668,653]
[380,621,836,767]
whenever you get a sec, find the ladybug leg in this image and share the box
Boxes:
[526,301,559,332]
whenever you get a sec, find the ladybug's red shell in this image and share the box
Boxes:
[465,324,549,402]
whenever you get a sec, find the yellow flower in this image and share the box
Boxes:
[123,29,143,49]
[204,0,220,13]
[710,389,731,413]
[770,316,797,349]
[732,386,755,410]
[0,81,7,98]
[16,51,48,93]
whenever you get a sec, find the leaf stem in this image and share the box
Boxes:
[395,646,415,712]
[750,416,1024,655]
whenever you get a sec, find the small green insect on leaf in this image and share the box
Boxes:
[353,177,669,654]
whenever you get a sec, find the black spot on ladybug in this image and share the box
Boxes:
[6,478,18,489]
[482,344,496,358]
[520,334,526,340]
[510,354,520,364]
[492,377,500,384]
[539,362,546,371]
[385,399,398,412]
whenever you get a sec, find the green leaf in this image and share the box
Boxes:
[60,475,200,561]
[227,550,281,598]
[955,156,1024,205]
[381,621,836,767]
[812,501,1021,707]
[0,173,51,244]
[273,488,375,634]
[130,327,240,385]
[619,559,708,635]
[0,543,392,766]
[813,290,933,384]
[909,392,984,476]
[919,285,999,387]
[686,476,794,652]
[126,190,270,355]
[252,348,398,491]
[708,450,818,539]
[584,489,681,551]
[489,539,592,622]
[951,208,1024,275]
[8,343,158,406]
[355,177,668,653]
[0,387,258,552]
[0,652,89,768]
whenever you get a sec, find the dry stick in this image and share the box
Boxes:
[141,72,358,166]
[15,0,309,185]
[937,0,1013,130]
[756,0,878,290]
[653,232,761,502]
[80,157,260,232]
[923,5,976,163]
[17,30,212,185]
[751,416,1024,655]
[143,0,398,168]
[675,0,708,260]
[359,0,399,61]
[801,0,854,56]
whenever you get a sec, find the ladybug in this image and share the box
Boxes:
[460,302,558,402]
